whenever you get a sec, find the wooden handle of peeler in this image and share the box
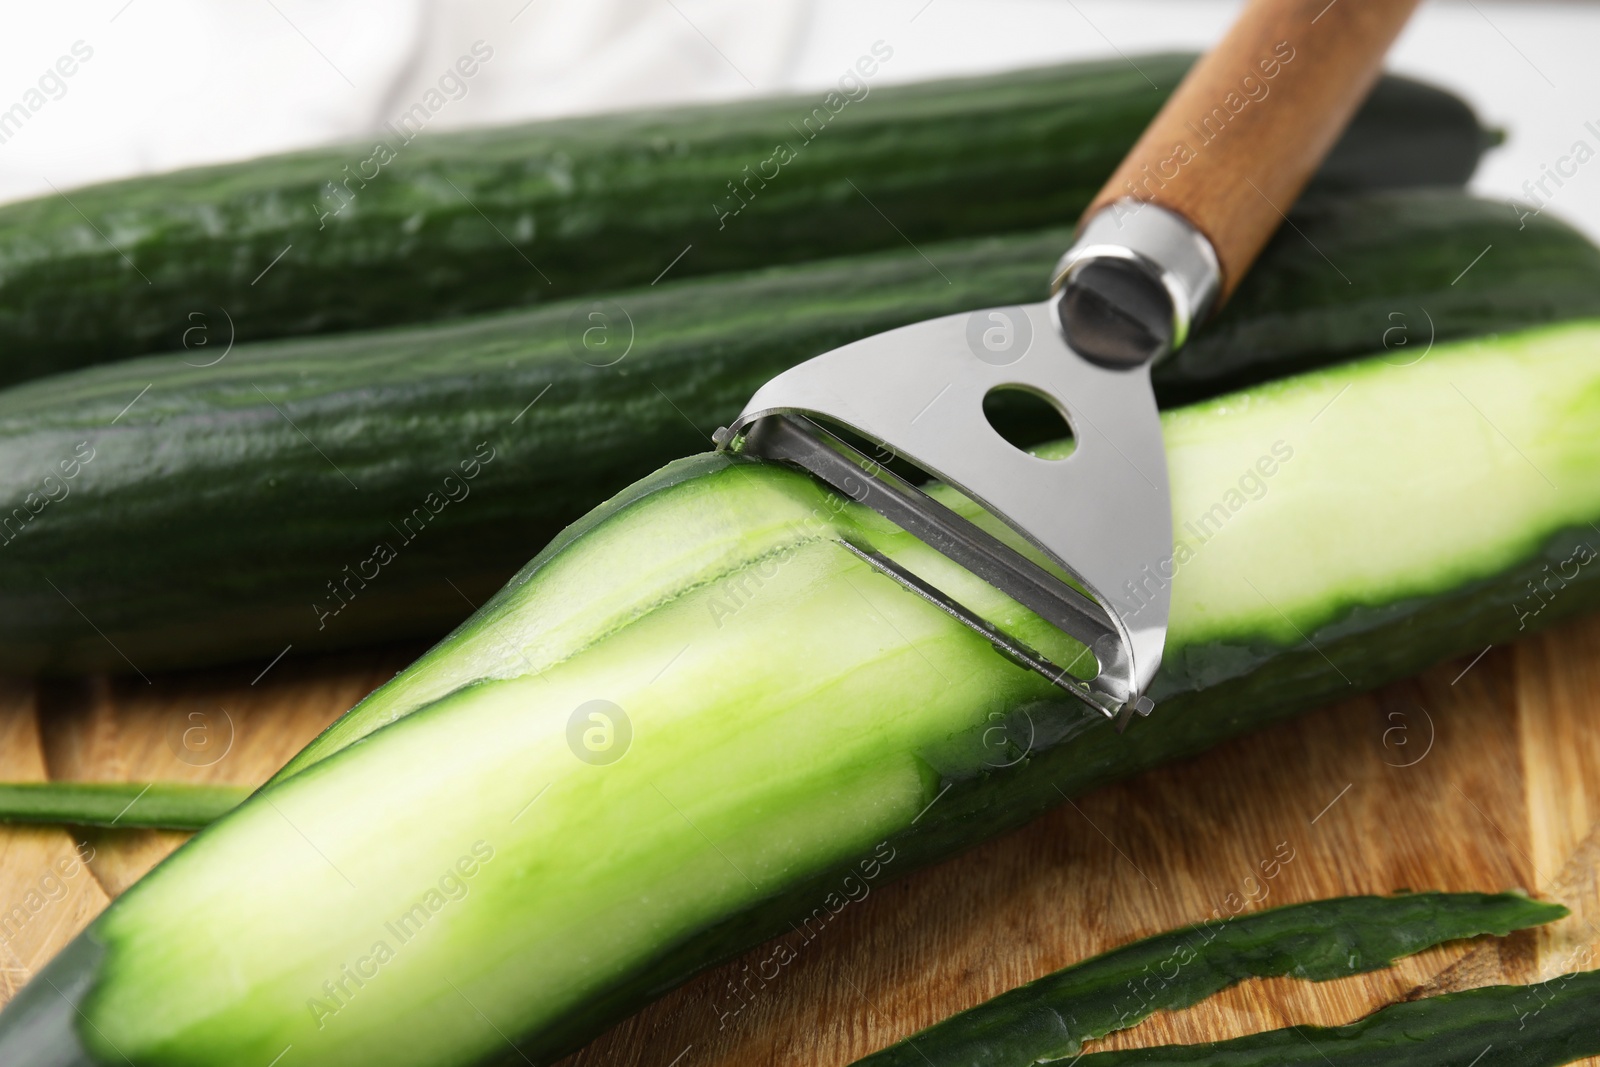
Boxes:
[1085,0,1421,304]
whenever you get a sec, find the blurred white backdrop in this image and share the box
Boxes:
[2,0,1597,235]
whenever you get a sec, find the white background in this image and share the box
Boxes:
[1,0,1595,236]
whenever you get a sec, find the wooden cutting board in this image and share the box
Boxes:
[3,612,1599,1066]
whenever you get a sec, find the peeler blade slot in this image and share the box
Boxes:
[741,413,1132,716]
[835,538,1119,720]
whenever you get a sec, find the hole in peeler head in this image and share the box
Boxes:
[982,385,1075,457]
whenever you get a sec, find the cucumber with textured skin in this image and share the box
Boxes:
[5,319,1599,1067]
[4,191,1596,676]
[851,893,1567,1066]
[0,61,1491,385]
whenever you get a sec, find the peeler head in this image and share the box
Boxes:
[716,292,1174,723]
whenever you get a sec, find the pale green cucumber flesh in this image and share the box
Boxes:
[68,322,1600,1066]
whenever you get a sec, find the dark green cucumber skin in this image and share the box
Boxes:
[1072,969,1600,1066]
[0,62,1487,385]
[2,191,1597,676]
[853,893,1566,1067]
[1159,193,1600,404]
[1290,74,1498,195]
[484,470,1600,1066]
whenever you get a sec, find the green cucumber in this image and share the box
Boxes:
[851,892,1567,1066]
[6,318,1600,1067]
[1073,970,1600,1066]
[6,191,1596,676]
[0,59,1490,385]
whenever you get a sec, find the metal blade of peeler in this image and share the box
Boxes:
[723,298,1171,716]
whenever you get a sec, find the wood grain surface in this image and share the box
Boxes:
[1,614,1598,1065]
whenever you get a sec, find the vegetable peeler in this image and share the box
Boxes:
[716,0,1421,726]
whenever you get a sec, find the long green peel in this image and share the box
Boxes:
[1075,968,1600,1066]
[0,783,250,831]
[852,892,1567,1066]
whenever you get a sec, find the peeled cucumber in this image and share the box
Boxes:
[5,319,1600,1066]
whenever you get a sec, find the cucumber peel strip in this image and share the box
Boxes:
[850,892,1567,1066]
[0,782,250,830]
[1074,965,1600,1066]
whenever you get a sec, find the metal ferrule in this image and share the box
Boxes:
[1052,199,1222,358]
